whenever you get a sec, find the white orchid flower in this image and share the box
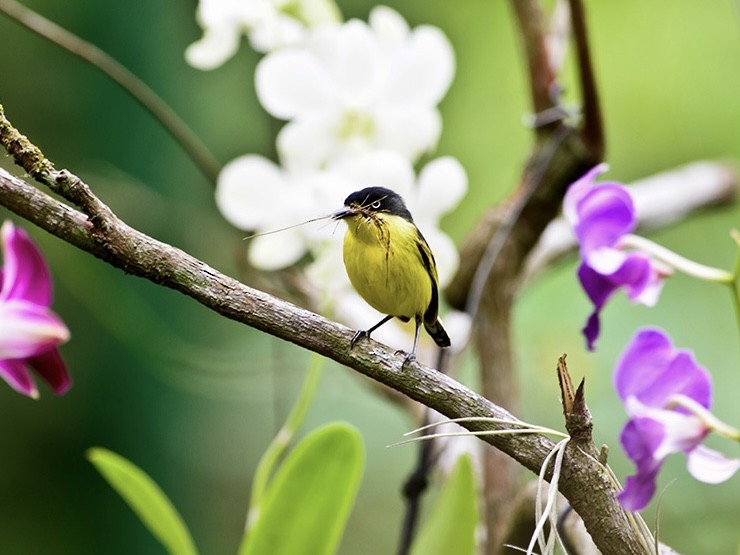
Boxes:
[255,6,455,170]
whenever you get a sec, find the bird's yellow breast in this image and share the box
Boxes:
[342,213,433,320]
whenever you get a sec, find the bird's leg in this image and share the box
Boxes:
[351,314,395,348]
[396,317,421,366]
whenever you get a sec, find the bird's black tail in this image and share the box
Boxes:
[424,318,451,348]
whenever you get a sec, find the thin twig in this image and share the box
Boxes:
[0,0,221,185]
[464,125,573,320]
[397,346,449,554]
[397,411,437,555]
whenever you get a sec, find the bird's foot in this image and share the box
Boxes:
[350,330,370,349]
[395,349,416,366]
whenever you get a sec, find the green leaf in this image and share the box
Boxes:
[409,454,479,555]
[248,354,324,513]
[87,448,198,555]
[240,423,364,555]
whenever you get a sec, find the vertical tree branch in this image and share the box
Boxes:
[446,0,604,552]
[570,0,603,151]
[510,0,558,116]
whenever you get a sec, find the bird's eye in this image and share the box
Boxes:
[371,201,381,209]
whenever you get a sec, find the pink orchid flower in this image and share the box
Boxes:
[0,221,71,398]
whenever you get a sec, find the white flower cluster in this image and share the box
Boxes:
[188,1,470,360]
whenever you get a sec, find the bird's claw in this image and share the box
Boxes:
[350,330,370,349]
[395,349,416,366]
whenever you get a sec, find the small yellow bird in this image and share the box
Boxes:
[333,186,451,363]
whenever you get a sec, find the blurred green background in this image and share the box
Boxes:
[1,1,738,553]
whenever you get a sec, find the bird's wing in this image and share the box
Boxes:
[415,228,440,324]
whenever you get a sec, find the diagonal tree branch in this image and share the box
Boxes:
[1,103,655,555]
[0,169,655,555]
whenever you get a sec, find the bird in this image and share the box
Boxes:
[332,186,451,364]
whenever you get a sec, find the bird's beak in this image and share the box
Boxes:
[332,206,355,220]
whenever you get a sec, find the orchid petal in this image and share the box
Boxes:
[620,417,665,470]
[572,184,635,253]
[185,26,241,70]
[248,14,306,53]
[415,156,468,219]
[614,328,711,409]
[368,5,409,50]
[618,470,659,512]
[0,301,69,360]
[372,106,441,160]
[441,310,472,354]
[419,227,459,288]
[305,241,349,297]
[28,348,71,395]
[603,253,659,305]
[277,118,338,173]
[686,446,740,484]
[0,359,38,398]
[256,49,336,118]
[215,155,286,230]
[657,351,711,409]
[629,274,663,306]
[576,252,662,349]
[382,25,454,107]
[624,401,708,459]
[617,417,664,511]
[248,229,307,271]
[329,21,383,103]
[615,329,674,402]
[584,247,629,275]
[187,0,309,67]
[581,311,601,352]
[577,261,623,350]
[562,163,609,224]
[0,221,53,305]
[576,262,617,312]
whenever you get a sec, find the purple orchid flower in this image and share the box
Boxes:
[0,220,71,398]
[615,328,740,511]
[564,164,666,350]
